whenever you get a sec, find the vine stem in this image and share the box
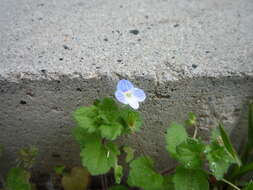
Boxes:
[221,178,241,190]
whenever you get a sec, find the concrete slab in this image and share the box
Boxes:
[0,0,253,172]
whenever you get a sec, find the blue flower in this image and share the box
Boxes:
[115,80,146,109]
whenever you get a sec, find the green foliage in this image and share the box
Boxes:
[55,165,66,175]
[218,124,241,166]
[165,123,188,158]
[71,95,252,190]
[73,106,98,133]
[127,156,164,190]
[230,162,253,179]
[164,116,243,189]
[163,175,175,190]
[80,136,120,175]
[73,98,142,140]
[123,146,135,163]
[244,182,253,190]
[97,98,120,123]
[120,107,142,132]
[241,102,253,164]
[205,142,235,180]
[230,102,253,181]
[61,167,90,190]
[72,98,142,177]
[173,166,209,190]
[185,112,197,127]
[108,185,129,190]
[17,146,38,169]
[99,123,123,140]
[72,127,97,148]
[5,167,32,190]
[176,138,205,169]
[114,164,123,184]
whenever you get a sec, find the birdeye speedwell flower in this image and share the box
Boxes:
[115,80,146,109]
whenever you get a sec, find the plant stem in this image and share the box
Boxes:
[160,166,176,175]
[221,178,241,190]
[193,125,198,139]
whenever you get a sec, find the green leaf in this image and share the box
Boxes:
[123,146,135,163]
[72,127,100,148]
[205,142,235,180]
[80,136,120,175]
[240,103,253,164]
[173,166,209,190]
[97,98,120,122]
[109,185,129,190]
[93,99,100,106]
[54,165,66,175]
[218,124,241,166]
[99,123,123,140]
[163,175,175,190]
[72,127,88,147]
[185,112,197,127]
[176,138,205,169]
[18,146,38,169]
[73,106,98,133]
[120,107,142,132]
[6,167,32,190]
[127,156,164,190]
[114,164,123,184]
[165,123,188,158]
[231,162,253,179]
[61,167,90,190]
[244,182,253,190]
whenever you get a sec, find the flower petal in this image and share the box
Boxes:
[127,98,139,109]
[117,80,134,92]
[115,90,128,104]
[132,88,146,102]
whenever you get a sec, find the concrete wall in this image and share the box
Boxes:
[0,75,252,172]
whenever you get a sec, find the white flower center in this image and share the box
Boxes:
[125,91,132,98]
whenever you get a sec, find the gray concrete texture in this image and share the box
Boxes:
[0,0,253,172]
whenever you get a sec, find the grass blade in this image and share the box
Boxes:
[218,124,241,166]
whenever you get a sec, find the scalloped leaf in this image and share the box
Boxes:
[81,136,120,175]
[165,123,188,158]
[127,156,164,190]
[173,167,209,190]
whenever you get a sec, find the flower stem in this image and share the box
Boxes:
[221,178,241,190]
[193,125,198,139]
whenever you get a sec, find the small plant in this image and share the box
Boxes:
[72,80,144,182]
[72,80,253,190]
[0,146,38,190]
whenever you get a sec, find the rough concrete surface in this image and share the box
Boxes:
[0,0,253,172]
